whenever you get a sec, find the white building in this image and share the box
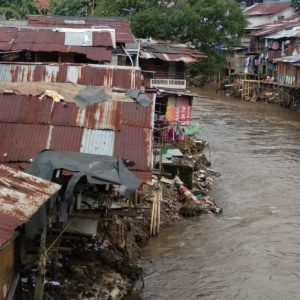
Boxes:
[244,3,297,28]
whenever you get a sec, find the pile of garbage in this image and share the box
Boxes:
[19,137,221,300]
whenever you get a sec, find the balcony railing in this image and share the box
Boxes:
[150,78,187,89]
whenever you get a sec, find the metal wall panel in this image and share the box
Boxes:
[114,125,152,171]
[80,129,115,156]
[49,126,83,152]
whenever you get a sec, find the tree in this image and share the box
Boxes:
[130,0,247,76]
[51,0,91,16]
[0,0,38,19]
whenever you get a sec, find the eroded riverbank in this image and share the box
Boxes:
[139,92,300,300]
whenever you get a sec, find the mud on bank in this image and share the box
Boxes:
[20,137,220,300]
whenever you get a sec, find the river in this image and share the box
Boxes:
[139,92,300,300]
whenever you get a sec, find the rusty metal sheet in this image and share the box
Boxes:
[0,164,60,247]
[6,124,50,162]
[0,63,141,89]
[0,94,25,123]
[0,124,16,163]
[27,16,136,43]
[84,47,112,62]
[0,94,52,124]
[51,102,79,127]
[0,212,23,247]
[93,32,112,47]
[120,102,153,129]
[19,97,52,125]
[49,126,83,152]
[79,102,120,130]
[114,125,152,171]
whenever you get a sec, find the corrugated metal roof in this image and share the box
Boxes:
[6,124,50,162]
[49,126,83,152]
[244,3,292,16]
[0,164,60,247]
[253,18,300,37]
[114,125,152,171]
[273,55,300,63]
[0,27,112,62]
[80,129,115,156]
[0,63,141,89]
[27,16,136,43]
[266,28,300,40]
[0,85,153,181]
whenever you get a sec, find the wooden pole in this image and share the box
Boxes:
[34,227,47,300]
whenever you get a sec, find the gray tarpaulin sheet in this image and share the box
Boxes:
[74,87,111,108]
[27,150,141,201]
[126,89,152,107]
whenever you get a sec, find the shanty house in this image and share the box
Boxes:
[27,16,139,66]
[244,3,296,28]
[0,165,60,300]
[0,16,138,67]
[273,55,300,86]
[0,83,154,183]
[139,39,206,90]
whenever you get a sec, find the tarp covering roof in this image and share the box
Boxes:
[0,164,60,247]
[27,150,140,200]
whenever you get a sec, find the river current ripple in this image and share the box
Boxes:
[139,93,300,300]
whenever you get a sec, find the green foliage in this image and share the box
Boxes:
[94,0,157,16]
[292,0,300,6]
[51,0,91,16]
[0,0,38,19]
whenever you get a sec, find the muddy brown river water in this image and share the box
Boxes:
[138,93,300,300]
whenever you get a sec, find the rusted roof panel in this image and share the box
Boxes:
[0,212,23,248]
[120,102,153,129]
[0,123,16,163]
[51,102,78,127]
[27,16,136,43]
[114,125,152,171]
[0,94,25,123]
[93,32,113,47]
[0,63,141,89]
[7,124,50,162]
[49,126,83,152]
[0,164,60,247]
[0,28,112,61]
[81,102,120,130]
[244,3,291,16]
[0,123,50,162]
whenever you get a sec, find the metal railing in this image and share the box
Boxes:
[150,78,187,89]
